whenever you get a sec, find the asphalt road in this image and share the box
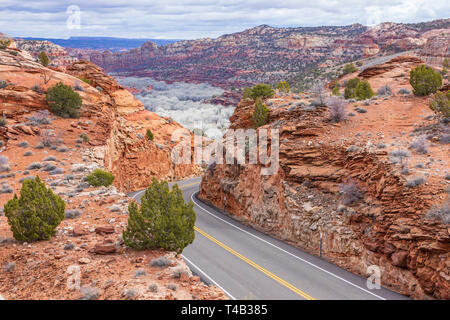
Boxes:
[130,177,408,300]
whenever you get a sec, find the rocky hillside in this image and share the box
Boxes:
[72,19,450,90]
[199,55,449,299]
[0,40,221,300]
[15,39,77,67]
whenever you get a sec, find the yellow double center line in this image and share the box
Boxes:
[194,226,316,300]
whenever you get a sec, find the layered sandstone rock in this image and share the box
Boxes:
[199,58,449,299]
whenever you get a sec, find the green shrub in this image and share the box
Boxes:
[38,51,50,67]
[276,81,290,95]
[123,179,196,253]
[344,78,360,99]
[252,98,269,127]
[79,133,90,143]
[77,77,91,85]
[409,65,442,96]
[86,169,115,187]
[355,80,375,100]
[0,39,11,50]
[332,82,340,96]
[4,176,65,242]
[46,82,82,118]
[343,63,358,75]
[146,129,154,141]
[249,84,274,100]
[429,90,450,119]
[242,87,252,100]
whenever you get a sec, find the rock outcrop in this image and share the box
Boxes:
[70,19,450,89]
[0,50,201,193]
[199,56,449,299]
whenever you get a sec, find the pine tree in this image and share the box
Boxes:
[46,82,82,118]
[276,81,290,95]
[410,65,442,96]
[344,78,360,99]
[146,129,154,141]
[332,81,340,96]
[4,176,65,242]
[38,51,50,67]
[123,179,196,253]
[355,80,375,100]
[252,98,269,127]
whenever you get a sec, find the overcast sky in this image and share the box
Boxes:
[1,0,448,39]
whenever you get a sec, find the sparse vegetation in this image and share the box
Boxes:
[46,82,82,118]
[409,136,430,154]
[123,179,196,253]
[339,179,363,205]
[252,98,269,127]
[429,90,450,120]
[328,97,347,123]
[276,81,290,95]
[38,51,50,67]
[146,129,154,141]
[331,82,340,96]
[426,201,449,224]
[0,80,8,89]
[342,63,358,75]
[406,176,425,188]
[86,169,115,187]
[354,80,375,100]
[4,176,65,242]
[344,78,360,99]
[409,65,442,96]
[377,85,392,96]
[0,39,11,50]
[249,84,274,100]
[79,133,90,143]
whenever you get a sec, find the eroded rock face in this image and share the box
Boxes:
[70,19,450,89]
[199,58,449,299]
[0,46,201,194]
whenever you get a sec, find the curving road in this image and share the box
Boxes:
[130,177,408,300]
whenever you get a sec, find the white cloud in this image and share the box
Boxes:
[1,0,448,39]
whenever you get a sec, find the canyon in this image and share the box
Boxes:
[70,19,450,92]
[199,55,449,300]
[0,39,223,300]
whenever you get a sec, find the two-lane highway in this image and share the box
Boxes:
[130,177,408,300]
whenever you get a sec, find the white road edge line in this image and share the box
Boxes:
[191,192,386,300]
[132,186,236,301]
[181,254,237,300]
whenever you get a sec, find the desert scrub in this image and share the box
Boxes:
[123,179,196,253]
[4,176,65,242]
[86,169,115,187]
[409,65,442,96]
[252,98,269,127]
[46,82,82,118]
[146,129,154,141]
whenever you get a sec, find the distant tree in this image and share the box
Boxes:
[342,63,358,75]
[429,90,450,120]
[409,65,442,96]
[249,84,274,100]
[252,98,269,127]
[331,81,340,96]
[355,80,375,100]
[86,169,115,187]
[0,39,11,50]
[443,58,449,69]
[146,129,154,141]
[38,51,50,67]
[242,87,252,100]
[344,78,361,99]
[276,81,290,95]
[311,82,327,106]
[46,82,82,118]
[123,179,196,253]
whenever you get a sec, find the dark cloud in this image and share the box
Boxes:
[1,0,448,39]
